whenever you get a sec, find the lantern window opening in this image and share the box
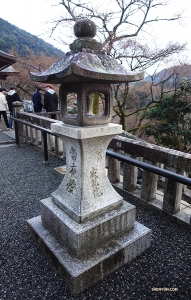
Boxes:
[66,93,78,116]
[87,91,109,117]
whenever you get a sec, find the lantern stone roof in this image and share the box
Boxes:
[31,19,144,84]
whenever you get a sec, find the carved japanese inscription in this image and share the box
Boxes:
[70,146,77,161]
[66,179,76,193]
[66,147,77,194]
[90,167,103,198]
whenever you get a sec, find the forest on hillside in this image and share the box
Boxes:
[0,18,64,98]
[0,18,63,58]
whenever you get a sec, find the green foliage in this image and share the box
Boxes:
[144,80,191,152]
[0,18,63,58]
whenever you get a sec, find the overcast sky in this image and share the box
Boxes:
[0,0,191,73]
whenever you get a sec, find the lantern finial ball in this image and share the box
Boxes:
[74,18,97,38]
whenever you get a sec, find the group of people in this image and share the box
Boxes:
[0,86,22,131]
[0,84,58,132]
[32,84,58,119]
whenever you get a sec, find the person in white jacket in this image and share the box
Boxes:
[0,88,9,131]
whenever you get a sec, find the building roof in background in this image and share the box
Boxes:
[0,65,19,75]
[0,50,17,71]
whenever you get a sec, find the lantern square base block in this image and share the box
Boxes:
[27,215,151,295]
[40,197,136,258]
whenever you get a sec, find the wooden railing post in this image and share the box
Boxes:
[43,131,49,163]
[107,149,120,183]
[12,101,24,144]
[123,155,137,192]
[14,120,19,145]
[141,160,159,202]
[163,167,183,214]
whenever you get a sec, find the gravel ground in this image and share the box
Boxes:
[0,142,190,300]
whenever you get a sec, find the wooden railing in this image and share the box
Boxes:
[15,111,64,158]
[108,135,191,225]
[14,110,191,226]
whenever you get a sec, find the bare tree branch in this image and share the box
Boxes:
[49,0,186,132]
[51,0,182,55]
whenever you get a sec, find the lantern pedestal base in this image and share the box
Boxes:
[27,122,151,294]
[27,214,151,295]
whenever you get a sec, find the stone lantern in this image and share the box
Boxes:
[28,19,151,294]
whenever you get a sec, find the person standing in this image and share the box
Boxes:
[6,86,22,130]
[32,87,43,113]
[44,84,58,119]
[0,88,9,131]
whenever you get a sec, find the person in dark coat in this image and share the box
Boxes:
[32,87,43,113]
[6,86,22,130]
[44,84,58,119]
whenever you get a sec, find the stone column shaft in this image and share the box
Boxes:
[51,123,123,223]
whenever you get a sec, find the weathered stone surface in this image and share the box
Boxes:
[109,136,191,171]
[30,19,144,84]
[107,155,121,183]
[51,123,123,223]
[27,118,151,294]
[163,166,183,214]
[141,160,159,202]
[28,18,151,295]
[74,18,97,38]
[51,122,121,139]
[27,216,151,295]
[30,52,144,84]
[114,183,191,226]
[41,197,136,258]
[59,82,113,126]
[123,158,137,192]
